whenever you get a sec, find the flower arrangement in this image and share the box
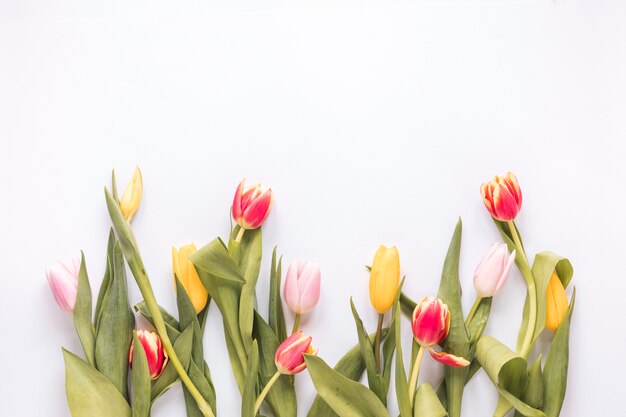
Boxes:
[47,169,575,417]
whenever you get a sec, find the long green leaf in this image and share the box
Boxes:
[350,298,386,405]
[253,312,297,417]
[543,289,576,417]
[131,333,151,417]
[393,298,412,417]
[242,340,260,417]
[73,252,95,367]
[95,242,135,400]
[436,219,469,417]
[134,301,181,343]
[304,354,390,417]
[63,348,131,417]
[95,230,115,332]
[307,332,382,417]
[268,247,287,343]
[414,383,448,417]
[514,355,544,417]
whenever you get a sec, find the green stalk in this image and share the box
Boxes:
[507,220,536,359]
[291,313,301,335]
[105,189,214,417]
[254,371,281,415]
[464,297,482,328]
[407,345,425,407]
[374,313,384,373]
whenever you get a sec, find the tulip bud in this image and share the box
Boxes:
[129,329,169,380]
[369,245,400,314]
[231,179,274,230]
[411,296,450,347]
[275,331,317,375]
[46,256,80,312]
[545,272,568,332]
[283,260,321,315]
[480,172,522,222]
[473,243,516,298]
[172,244,208,314]
[120,166,143,222]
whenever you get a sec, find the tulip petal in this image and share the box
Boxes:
[283,262,301,313]
[492,183,519,221]
[242,188,273,229]
[297,263,321,314]
[429,349,470,367]
[231,180,246,222]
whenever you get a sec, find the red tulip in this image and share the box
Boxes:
[129,329,169,380]
[274,331,317,375]
[480,172,522,221]
[411,296,450,347]
[232,180,274,230]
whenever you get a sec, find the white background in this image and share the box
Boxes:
[1,0,625,416]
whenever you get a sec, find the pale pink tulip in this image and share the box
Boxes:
[46,257,80,312]
[283,260,321,315]
[473,243,516,298]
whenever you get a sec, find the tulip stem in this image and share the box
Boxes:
[254,371,281,415]
[408,345,425,407]
[235,227,246,243]
[292,313,301,334]
[507,220,537,358]
[465,297,483,327]
[374,313,384,373]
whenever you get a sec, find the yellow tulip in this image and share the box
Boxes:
[545,271,568,332]
[172,244,208,313]
[369,245,400,314]
[120,167,143,222]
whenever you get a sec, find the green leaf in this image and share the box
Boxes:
[134,301,181,343]
[184,360,217,417]
[350,298,386,405]
[393,298,412,417]
[467,297,492,347]
[477,336,545,417]
[131,333,151,417]
[73,252,95,367]
[436,218,469,417]
[400,292,417,318]
[514,355,544,417]
[304,354,390,417]
[63,348,131,417]
[253,312,297,417]
[151,324,194,402]
[307,332,382,417]
[543,289,576,417]
[95,230,115,332]
[414,383,448,417]
[268,247,287,343]
[242,340,260,417]
[95,242,135,400]
[191,237,248,392]
[517,253,573,349]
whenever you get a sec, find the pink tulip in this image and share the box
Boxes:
[283,260,321,315]
[411,296,469,368]
[231,179,274,230]
[46,256,80,312]
[129,329,169,380]
[480,172,523,221]
[411,296,450,347]
[275,331,317,375]
[473,243,516,298]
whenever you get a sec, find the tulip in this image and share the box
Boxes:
[46,256,80,312]
[284,260,321,333]
[545,272,568,332]
[231,179,274,242]
[369,245,400,314]
[473,243,516,298]
[172,244,208,313]
[411,296,450,347]
[480,172,522,222]
[275,331,317,375]
[254,332,317,414]
[408,296,469,406]
[129,329,169,380]
[120,166,143,222]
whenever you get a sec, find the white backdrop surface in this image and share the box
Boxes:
[1,0,625,416]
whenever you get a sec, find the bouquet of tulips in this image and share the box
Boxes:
[47,169,575,417]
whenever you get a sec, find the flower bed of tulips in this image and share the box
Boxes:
[47,169,575,417]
